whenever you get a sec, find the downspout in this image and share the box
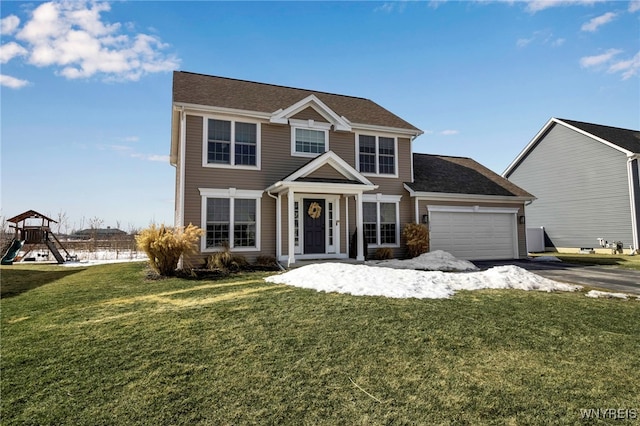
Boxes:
[627,156,639,254]
[178,106,186,228]
[267,191,286,270]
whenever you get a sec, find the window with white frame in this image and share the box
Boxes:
[362,195,401,246]
[205,118,259,168]
[200,189,262,251]
[290,119,330,157]
[357,135,397,176]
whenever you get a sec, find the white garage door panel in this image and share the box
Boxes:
[430,211,517,260]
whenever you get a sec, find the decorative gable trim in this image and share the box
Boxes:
[286,151,373,185]
[265,151,378,194]
[270,94,352,131]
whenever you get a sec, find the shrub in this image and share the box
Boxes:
[403,223,429,258]
[255,255,278,268]
[374,247,393,260]
[205,243,248,272]
[135,223,203,276]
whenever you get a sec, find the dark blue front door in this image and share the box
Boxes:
[303,199,325,254]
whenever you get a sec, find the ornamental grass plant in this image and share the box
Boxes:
[135,223,203,276]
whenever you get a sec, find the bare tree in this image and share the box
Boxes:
[88,216,104,230]
[56,210,70,236]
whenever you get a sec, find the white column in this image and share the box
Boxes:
[356,192,364,261]
[287,188,295,267]
[345,195,349,256]
[276,193,282,260]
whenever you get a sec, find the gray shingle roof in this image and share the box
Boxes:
[407,153,534,198]
[172,71,421,132]
[558,119,640,154]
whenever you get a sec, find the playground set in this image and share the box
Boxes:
[1,210,76,265]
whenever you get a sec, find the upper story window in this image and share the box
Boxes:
[290,119,331,157]
[204,117,260,169]
[357,134,397,177]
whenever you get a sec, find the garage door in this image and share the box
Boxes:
[429,207,518,260]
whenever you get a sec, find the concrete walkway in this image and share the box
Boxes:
[472,259,640,296]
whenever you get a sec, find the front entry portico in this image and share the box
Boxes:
[265,151,378,267]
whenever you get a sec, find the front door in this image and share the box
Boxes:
[303,199,325,254]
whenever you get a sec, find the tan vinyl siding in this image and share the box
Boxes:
[181,113,416,262]
[307,164,348,180]
[292,107,329,122]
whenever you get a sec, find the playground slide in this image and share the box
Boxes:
[1,239,25,265]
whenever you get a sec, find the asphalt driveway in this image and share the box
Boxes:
[472,259,640,296]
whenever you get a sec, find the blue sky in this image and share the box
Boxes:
[1,0,638,232]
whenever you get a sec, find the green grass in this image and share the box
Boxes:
[532,252,640,270]
[2,262,639,425]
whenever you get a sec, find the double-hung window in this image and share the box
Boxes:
[357,135,397,176]
[200,188,262,251]
[362,195,401,247]
[290,119,330,157]
[204,118,259,168]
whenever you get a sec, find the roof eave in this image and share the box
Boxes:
[404,184,535,203]
[266,181,378,194]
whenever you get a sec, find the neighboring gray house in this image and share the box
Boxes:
[503,118,640,253]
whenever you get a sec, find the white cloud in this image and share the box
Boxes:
[608,51,640,80]
[131,153,170,162]
[374,1,408,13]
[517,37,534,48]
[7,1,179,82]
[440,130,459,136]
[0,74,30,89]
[119,136,140,143]
[630,0,640,13]
[516,29,563,48]
[524,0,606,13]
[580,49,640,79]
[580,48,622,68]
[581,12,617,32]
[0,42,28,63]
[1,15,20,35]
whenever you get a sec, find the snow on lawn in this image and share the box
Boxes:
[60,250,148,267]
[532,256,562,262]
[265,260,581,299]
[585,290,639,300]
[367,250,478,272]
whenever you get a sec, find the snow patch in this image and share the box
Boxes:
[368,250,478,272]
[532,256,562,262]
[585,290,634,300]
[265,262,581,299]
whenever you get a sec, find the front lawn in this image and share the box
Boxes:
[1,263,638,425]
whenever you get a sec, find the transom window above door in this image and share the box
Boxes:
[203,117,260,169]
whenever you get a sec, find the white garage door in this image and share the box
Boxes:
[429,207,518,260]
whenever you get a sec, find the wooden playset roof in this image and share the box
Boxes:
[6,210,57,224]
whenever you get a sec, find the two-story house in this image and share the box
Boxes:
[170,71,533,266]
[504,118,640,253]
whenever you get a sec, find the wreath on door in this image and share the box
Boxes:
[308,202,322,219]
